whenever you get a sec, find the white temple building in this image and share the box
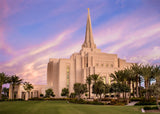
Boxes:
[47,9,132,98]
[9,9,131,100]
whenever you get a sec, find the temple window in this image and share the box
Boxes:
[66,66,70,88]
[106,64,108,67]
[96,63,99,66]
[111,64,113,67]
[101,64,103,67]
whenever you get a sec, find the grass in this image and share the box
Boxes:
[0,101,154,114]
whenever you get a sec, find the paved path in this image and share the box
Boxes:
[126,101,138,106]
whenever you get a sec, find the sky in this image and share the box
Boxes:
[0,0,160,85]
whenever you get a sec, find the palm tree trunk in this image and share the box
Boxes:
[145,79,148,100]
[136,75,139,97]
[128,81,131,98]
[100,94,102,101]
[28,92,30,99]
[132,82,135,97]
[123,92,124,99]
[89,84,90,99]
[139,77,141,97]
[0,85,2,100]
[12,86,15,99]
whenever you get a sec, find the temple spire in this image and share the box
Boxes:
[82,8,96,49]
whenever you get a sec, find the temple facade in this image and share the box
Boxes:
[9,9,131,100]
[47,9,131,98]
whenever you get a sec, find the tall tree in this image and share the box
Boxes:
[9,75,22,99]
[23,82,34,99]
[149,82,160,110]
[73,83,87,99]
[140,64,153,100]
[110,83,121,99]
[152,65,160,83]
[0,72,9,99]
[131,63,142,97]
[91,74,100,84]
[110,70,129,98]
[93,80,105,100]
[124,68,133,98]
[86,75,92,99]
[104,84,110,97]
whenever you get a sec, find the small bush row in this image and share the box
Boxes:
[130,97,156,102]
[69,98,126,105]
[69,99,105,105]
[135,101,160,105]
[144,106,159,110]
[28,97,72,101]
[0,99,24,101]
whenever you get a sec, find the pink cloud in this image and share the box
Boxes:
[128,46,160,64]
[0,27,13,54]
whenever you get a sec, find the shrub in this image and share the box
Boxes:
[29,98,44,101]
[0,99,24,101]
[135,101,156,105]
[92,100,104,105]
[29,98,72,101]
[110,99,117,105]
[40,94,44,97]
[144,106,159,110]
[69,98,104,105]
[130,97,142,101]
[114,102,125,106]
[101,98,111,101]
[70,93,76,98]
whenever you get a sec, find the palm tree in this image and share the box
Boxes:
[94,80,105,100]
[104,84,110,98]
[149,82,160,110]
[91,74,102,96]
[23,82,34,99]
[140,64,153,100]
[86,75,92,99]
[110,83,121,99]
[152,65,160,83]
[131,63,142,97]
[110,71,121,83]
[73,83,87,99]
[91,74,100,84]
[110,69,132,99]
[0,72,9,100]
[9,75,22,99]
[124,68,134,98]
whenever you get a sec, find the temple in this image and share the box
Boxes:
[9,9,131,100]
[47,9,131,97]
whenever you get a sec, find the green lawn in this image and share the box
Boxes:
[0,101,153,114]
